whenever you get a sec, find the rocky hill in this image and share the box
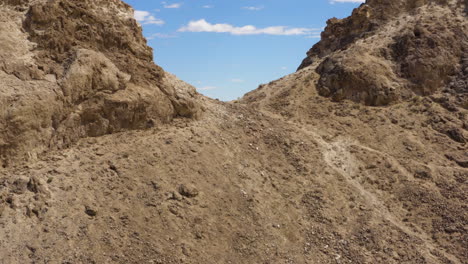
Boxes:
[0,0,467,263]
[0,0,200,167]
[296,0,467,106]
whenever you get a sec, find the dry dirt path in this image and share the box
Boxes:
[261,109,464,264]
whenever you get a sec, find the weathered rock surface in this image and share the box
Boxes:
[0,0,200,166]
[298,0,467,106]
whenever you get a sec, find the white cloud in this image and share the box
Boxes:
[243,6,264,11]
[178,19,320,36]
[134,10,149,21]
[198,86,217,91]
[281,67,287,70]
[231,79,244,83]
[147,33,177,40]
[134,10,165,25]
[202,5,214,8]
[162,2,182,8]
[330,0,365,3]
[305,34,321,39]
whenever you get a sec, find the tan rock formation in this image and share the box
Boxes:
[298,0,467,106]
[0,0,201,166]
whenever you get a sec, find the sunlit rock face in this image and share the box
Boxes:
[0,0,201,165]
[298,0,467,106]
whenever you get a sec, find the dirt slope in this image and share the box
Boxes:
[0,0,467,263]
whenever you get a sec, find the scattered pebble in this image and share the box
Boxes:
[85,206,97,217]
[178,184,199,198]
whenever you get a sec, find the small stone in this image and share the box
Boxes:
[444,225,459,234]
[178,184,199,198]
[85,206,97,217]
[27,176,50,196]
[414,169,431,179]
[168,191,183,201]
[189,145,197,153]
[150,181,160,191]
[26,245,37,253]
[195,231,204,239]
[168,205,180,216]
[12,176,30,194]
[109,163,118,172]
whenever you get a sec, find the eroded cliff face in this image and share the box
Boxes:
[298,0,467,106]
[0,0,201,166]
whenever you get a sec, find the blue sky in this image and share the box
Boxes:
[124,0,364,101]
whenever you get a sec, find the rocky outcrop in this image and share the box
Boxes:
[298,0,467,106]
[0,0,201,166]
